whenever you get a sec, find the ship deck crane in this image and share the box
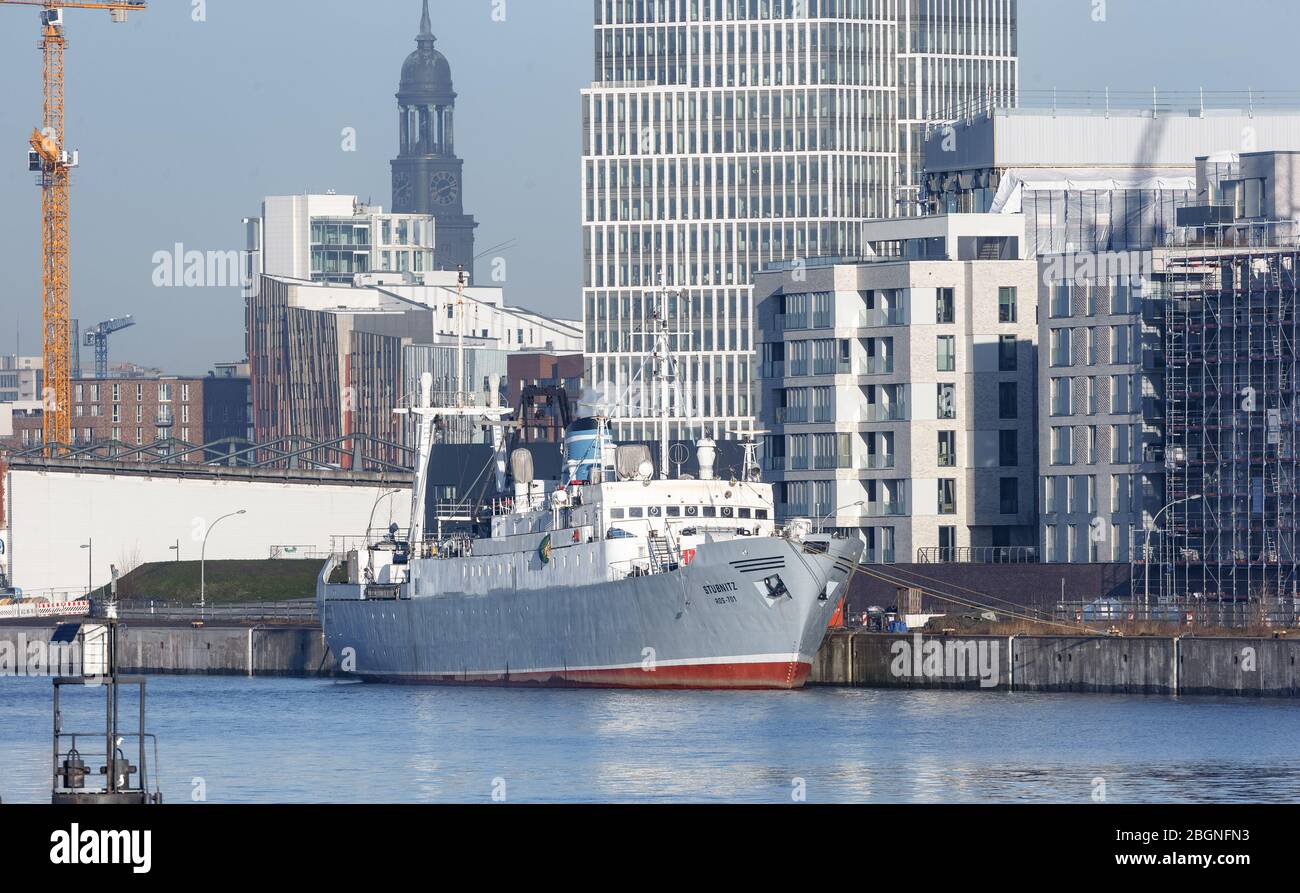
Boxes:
[1,0,148,453]
[85,314,135,379]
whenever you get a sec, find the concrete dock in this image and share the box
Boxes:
[2,623,1299,696]
[808,631,1300,697]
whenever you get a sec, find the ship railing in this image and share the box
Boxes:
[608,556,662,580]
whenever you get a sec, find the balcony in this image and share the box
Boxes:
[774,407,808,425]
[775,313,808,332]
[863,500,907,518]
[859,307,907,328]
[861,404,908,423]
[813,358,852,375]
[864,453,896,469]
[860,357,895,376]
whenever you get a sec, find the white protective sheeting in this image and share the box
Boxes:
[990,167,1196,214]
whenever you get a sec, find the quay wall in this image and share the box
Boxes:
[0,623,334,677]
[3,624,1298,696]
[808,632,1300,697]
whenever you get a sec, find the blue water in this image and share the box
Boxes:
[2,676,1298,803]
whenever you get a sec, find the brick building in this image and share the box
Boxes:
[507,353,584,443]
[1,376,249,460]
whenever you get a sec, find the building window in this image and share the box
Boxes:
[937,431,956,467]
[938,479,957,515]
[1051,427,1072,465]
[998,381,1017,419]
[939,526,956,555]
[1050,329,1071,367]
[998,287,1017,323]
[937,383,956,419]
[936,336,955,372]
[1050,282,1070,318]
[998,335,1017,371]
[999,430,1018,467]
[936,288,954,324]
[1000,477,1019,514]
[1050,378,1071,417]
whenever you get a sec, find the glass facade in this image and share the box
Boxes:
[582,0,1017,439]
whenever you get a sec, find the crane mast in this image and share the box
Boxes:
[3,0,148,454]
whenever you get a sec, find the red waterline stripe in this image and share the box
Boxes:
[361,660,813,691]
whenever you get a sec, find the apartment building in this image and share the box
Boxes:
[755,213,1038,563]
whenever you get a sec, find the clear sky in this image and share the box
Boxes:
[0,0,1298,374]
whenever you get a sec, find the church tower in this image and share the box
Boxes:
[391,0,478,275]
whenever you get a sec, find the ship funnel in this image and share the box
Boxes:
[564,418,612,484]
[696,437,717,481]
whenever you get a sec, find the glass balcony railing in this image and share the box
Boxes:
[861,357,895,375]
[814,358,853,375]
[859,307,907,327]
[864,454,896,469]
[861,404,908,422]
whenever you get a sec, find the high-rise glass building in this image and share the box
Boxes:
[581,0,1017,441]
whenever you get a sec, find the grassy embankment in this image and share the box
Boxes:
[99,560,338,604]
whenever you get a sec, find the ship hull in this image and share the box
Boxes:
[322,536,861,690]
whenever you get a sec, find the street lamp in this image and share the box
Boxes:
[169,539,180,562]
[1143,494,1202,612]
[365,489,404,576]
[819,501,865,534]
[79,539,92,598]
[201,510,247,616]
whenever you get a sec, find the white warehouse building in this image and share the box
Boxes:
[3,463,411,600]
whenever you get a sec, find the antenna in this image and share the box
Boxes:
[668,442,690,478]
[727,426,769,483]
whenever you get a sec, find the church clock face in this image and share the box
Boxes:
[430,170,459,207]
[393,171,412,206]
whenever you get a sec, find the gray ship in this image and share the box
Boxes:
[319,290,861,689]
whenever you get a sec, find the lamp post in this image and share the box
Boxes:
[1143,494,1202,613]
[79,539,92,598]
[201,510,246,616]
[365,489,404,577]
[169,539,180,562]
[819,501,865,534]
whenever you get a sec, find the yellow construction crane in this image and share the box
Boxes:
[1,0,147,454]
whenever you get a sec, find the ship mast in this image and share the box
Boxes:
[651,278,679,479]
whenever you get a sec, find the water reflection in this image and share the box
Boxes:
[2,677,1298,803]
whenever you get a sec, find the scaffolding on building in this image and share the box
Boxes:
[1141,216,1300,626]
